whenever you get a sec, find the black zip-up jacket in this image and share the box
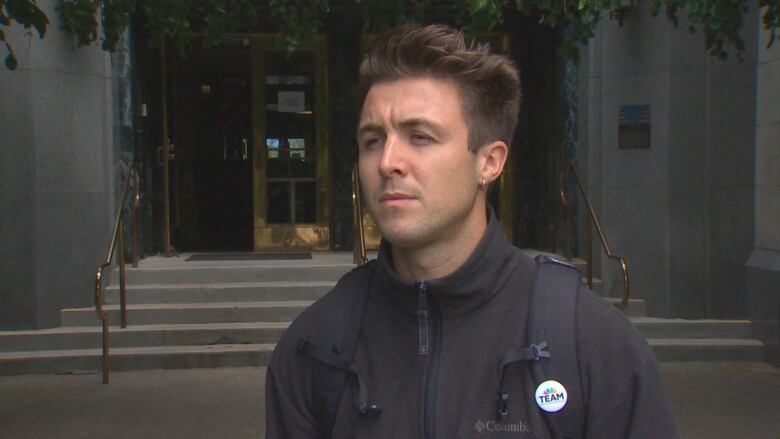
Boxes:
[266,215,678,438]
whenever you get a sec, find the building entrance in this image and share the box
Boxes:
[169,35,331,251]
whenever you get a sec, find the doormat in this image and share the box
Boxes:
[186,252,312,261]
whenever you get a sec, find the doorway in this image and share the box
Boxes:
[169,35,331,252]
[170,41,253,251]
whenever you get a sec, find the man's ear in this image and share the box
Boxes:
[478,140,509,185]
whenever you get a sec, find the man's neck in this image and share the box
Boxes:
[390,209,488,281]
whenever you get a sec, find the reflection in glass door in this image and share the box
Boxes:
[252,36,330,250]
[265,52,317,225]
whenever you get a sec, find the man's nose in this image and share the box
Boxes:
[378,136,408,177]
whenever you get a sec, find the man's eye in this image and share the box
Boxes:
[411,134,432,145]
[361,137,381,149]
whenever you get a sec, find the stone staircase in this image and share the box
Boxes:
[0,251,765,376]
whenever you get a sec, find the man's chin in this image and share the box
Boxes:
[376,226,430,250]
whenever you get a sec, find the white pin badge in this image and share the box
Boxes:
[535,380,567,413]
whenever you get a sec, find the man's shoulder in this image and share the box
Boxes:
[575,286,655,375]
[270,261,376,365]
[573,287,677,436]
[576,288,643,343]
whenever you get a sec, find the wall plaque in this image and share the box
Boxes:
[618,105,651,149]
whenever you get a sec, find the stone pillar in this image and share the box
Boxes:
[577,2,758,319]
[577,2,675,316]
[747,13,780,366]
[0,0,115,329]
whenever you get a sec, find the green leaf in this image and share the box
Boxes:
[471,0,488,15]
[5,47,17,70]
[32,7,48,38]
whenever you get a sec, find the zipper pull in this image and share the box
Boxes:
[418,281,429,355]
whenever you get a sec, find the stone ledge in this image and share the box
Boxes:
[747,248,780,366]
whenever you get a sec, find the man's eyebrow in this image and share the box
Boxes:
[357,122,383,137]
[398,118,443,135]
[357,118,444,137]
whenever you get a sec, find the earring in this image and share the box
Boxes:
[478,177,486,189]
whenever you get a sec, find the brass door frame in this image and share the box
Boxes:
[251,35,331,250]
[160,38,175,256]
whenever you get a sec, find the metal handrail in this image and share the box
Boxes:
[95,164,141,384]
[559,161,630,310]
[352,164,368,266]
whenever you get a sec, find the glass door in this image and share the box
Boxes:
[251,36,331,250]
[170,40,254,251]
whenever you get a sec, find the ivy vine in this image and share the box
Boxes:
[1,0,49,69]
[1,0,779,70]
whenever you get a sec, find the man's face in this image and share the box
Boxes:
[357,77,484,250]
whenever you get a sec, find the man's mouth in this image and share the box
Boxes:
[379,192,416,204]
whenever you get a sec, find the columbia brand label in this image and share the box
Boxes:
[534,380,567,412]
[474,419,529,434]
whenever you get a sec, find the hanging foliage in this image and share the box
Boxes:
[1,0,49,69]
[1,0,779,70]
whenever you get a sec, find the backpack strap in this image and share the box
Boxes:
[527,255,585,439]
[297,261,380,439]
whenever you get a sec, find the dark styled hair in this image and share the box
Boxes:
[357,24,521,151]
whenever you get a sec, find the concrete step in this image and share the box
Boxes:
[60,301,313,327]
[90,297,644,328]
[104,281,334,304]
[633,318,752,339]
[0,322,289,352]
[649,338,766,362]
[0,344,274,376]
[0,337,764,376]
[7,317,750,352]
[0,250,762,376]
[106,277,608,307]
[119,264,352,285]
[606,298,646,317]
[1,317,751,353]
[6,314,748,352]
[583,277,604,291]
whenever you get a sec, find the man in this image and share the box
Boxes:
[266,24,678,438]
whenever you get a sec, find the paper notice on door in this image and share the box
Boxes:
[278,91,305,113]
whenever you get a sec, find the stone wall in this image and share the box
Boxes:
[577,2,758,318]
[0,0,116,329]
[747,11,780,366]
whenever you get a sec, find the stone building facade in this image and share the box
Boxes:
[1,2,777,366]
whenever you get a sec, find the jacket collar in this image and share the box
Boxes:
[373,207,518,318]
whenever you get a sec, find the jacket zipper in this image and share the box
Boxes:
[418,282,429,354]
[418,281,442,439]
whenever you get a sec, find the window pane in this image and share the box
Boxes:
[295,182,316,223]
[289,138,305,159]
[267,138,280,159]
[267,182,290,224]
